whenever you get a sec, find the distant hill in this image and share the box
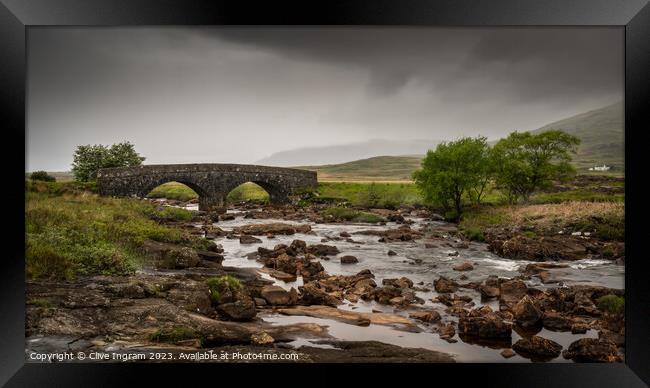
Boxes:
[531,101,623,172]
[257,138,439,167]
[298,155,423,182]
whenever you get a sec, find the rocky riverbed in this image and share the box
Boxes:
[26,200,625,363]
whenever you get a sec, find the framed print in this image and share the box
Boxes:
[2,0,649,386]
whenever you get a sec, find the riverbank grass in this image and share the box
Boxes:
[26,182,199,280]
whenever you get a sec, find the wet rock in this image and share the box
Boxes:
[499,279,528,308]
[501,349,516,358]
[251,332,274,345]
[448,251,459,257]
[239,235,263,244]
[340,255,359,264]
[307,244,340,257]
[300,282,342,307]
[196,250,224,264]
[512,336,562,360]
[217,296,257,321]
[254,297,267,306]
[257,267,297,282]
[434,276,458,294]
[278,305,419,332]
[387,250,397,256]
[512,295,543,328]
[458,308,512,339]
[409,310,441,323]
[479,285,500,299]
[453,262,474,271]
[571,323,589,334]
[562,338,621,362]
[542,311,573,331]
[289,239,307,253]
[339,232,351,238]
[572,292,600,316]
[260,285,291,305]
[382,277,414,289]
[438,323,456,341]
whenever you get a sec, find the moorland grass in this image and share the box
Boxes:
[26,181,202,280]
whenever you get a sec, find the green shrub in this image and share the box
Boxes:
[27,298,55,308]
[596,294,624,315]
[149,326,199,344]
[30,171,56,182]
[206,275,242,303]
[145,206,194,222]
[321,207,385,223]
[462,227,485,242]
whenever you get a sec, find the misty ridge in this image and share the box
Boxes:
[256,139,441,166]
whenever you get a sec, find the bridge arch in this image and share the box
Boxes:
[96,163,317,212]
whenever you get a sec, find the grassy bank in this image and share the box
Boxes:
[459,201,625,242]
[26,181,202,280]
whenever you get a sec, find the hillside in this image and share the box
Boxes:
[531,101,623,172]
[257,138,438,167]
[298,155,423,182]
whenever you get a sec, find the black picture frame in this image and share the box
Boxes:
[2,0,649,386]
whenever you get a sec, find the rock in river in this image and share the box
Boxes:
[512,336,562,360]
[512,295,543,328]
[452,262,474,271]
[434,276,458,293]
[240,235,263,244]
[340,255,359,264]
[260,285,291,305]
[562,338,621,362]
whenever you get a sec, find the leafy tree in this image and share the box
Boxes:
[30,170,56,182]
[71,141,145,182]
[413,137,491,220]
[492,130,580,203]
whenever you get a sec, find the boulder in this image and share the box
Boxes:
[512,336,562,360]
[479,285,500,299]
[340,255,359,264]
[453,262,474,271]
[409,310,441,323]
[542,311,573,331]
[458,309,512,339]
[300,282,342,307]
[499,279,528,307]
[308,244,340,256]
[260,285,291,305]
[240,235,263,244]
[387,250,397,256]
[562,338,621,362]
[383,277,414,289]
[217,296,257,321]
[434,276,458,293]
[162,247,201,269]
[512,295,543,327]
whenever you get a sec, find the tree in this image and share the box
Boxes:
[413,137,491,220]
[71,141,145,182]
[492,130,580,203]
[30,170,56,182]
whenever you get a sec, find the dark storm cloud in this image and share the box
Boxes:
[27,27,622,171]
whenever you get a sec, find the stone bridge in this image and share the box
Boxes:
[96,163,318,211]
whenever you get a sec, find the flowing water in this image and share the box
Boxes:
[190,206,623,362]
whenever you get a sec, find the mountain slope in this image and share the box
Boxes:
[257,139,439,167]
[298,155,423,182]
[531,101,623,171]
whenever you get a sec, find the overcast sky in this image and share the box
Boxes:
[27,27,623,171]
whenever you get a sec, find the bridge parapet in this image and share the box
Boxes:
[97,163,318,212]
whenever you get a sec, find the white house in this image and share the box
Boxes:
[588,164,611,171]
